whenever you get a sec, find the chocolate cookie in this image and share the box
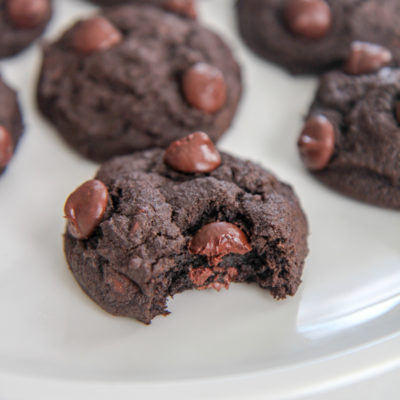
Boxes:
[63,132,308,324]
[298,67,400,209]
[0,0,52,58]
[236,0,400,75]
[88,0,197,19]
[37,5,241,162]
[0,76,23,175]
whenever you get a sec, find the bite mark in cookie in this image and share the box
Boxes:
[64,132,309,324]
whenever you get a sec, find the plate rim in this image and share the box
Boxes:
[2,332,400,400]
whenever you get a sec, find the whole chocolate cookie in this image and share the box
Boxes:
[64,132,308,324]
[236,0,400,75]
[0,0,52,58]
[298,67,400,209]
[88,0,197,19]
[0,76,23,175]
[37,5,241,162]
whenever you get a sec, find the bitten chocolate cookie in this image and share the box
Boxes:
[0,76,23,175]
[236,0,400,75]
[37,4,241,162]
[63,132,308,324]
[298,67,400,209]
[0,0,52,58]
[89,0,197,19]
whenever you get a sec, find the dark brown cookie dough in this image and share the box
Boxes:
[236,0,400,75]
[64,132,308,324]
[0,76,23,175]
[298,67,400,209]
[0,0,52,59]
[88,0,197,19]
[37,4,242,162]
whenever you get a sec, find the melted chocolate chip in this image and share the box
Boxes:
[64,179,109,240]
[71,16,122,55]
[344,41,392,75]
[0,126,13,168]
[189,263,239,291]
[6,0,50,29]
[298,115,335,171]
[201,281,227,291]
[189,267,214,286]
[189,222,252,266]
[163,131,221,173]
[284,0,332,40]
[163,0,197,19]
[182,62,227,113]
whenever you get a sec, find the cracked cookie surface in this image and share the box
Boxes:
[300,68,400,208]
[236,0,400,75]
[64,147,308,324]
[37,4,241,161]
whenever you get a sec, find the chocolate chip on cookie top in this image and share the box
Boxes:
[189,222,252,266]
[163,0,197,19]
[344,41,393,75]
[237,0,400,75]
[6,0,51,29]
[0,126,13,168]
[71,16,122,55]
[284,0,332,40]
[64,179,109,240]
[163,131,221,173]
[0,0,52,58]
[182,62,227,114]
[64,146,308,323]
[37,5,241,161]
[301,68,400,208]
[298,115,335,171]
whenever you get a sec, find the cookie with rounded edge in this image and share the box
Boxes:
[37,4,242,161]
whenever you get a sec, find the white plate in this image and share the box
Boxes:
[1,0,400,399]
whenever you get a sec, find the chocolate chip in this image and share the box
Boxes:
[64,179,109,240]
[0,126,13,168]
[189,267,214,286]
[163,0,197,19]
[189,222,252,266]
[182,62,227,113]
[284,0,332,40]
[71,16,122,55]
[226,267,238,280]
[203,281,227,292]
[344,41,392,75]
[163,131,221,173]
[6,0,50,29]
[298,115,335,171]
